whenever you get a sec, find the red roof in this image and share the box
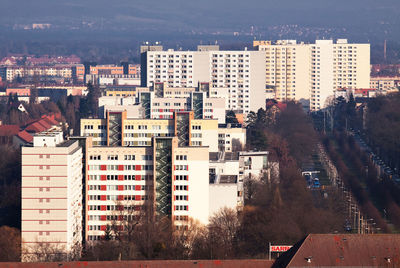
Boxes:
[0,57,17,65]
[41,115,59,126]
[25,122,46,133]
[277,234,400,267]
[266,100,287,111]
[0,260,274,268]
[0,125,20,136]
[37,119,52,129]
[276,102,287,111]
[16,130,33,143]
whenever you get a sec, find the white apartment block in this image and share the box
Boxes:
[2,66,74,82]
[21,133,83,262]
[218,124,246,152]
[98,91,226,124]
[86,137,209,241]
[208,151,272,216]
[141,47,266,114]
[81,111,246,153]
[256,39,370,111]
[370,76,400,92]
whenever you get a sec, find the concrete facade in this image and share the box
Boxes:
[141,48,266,114]
[85,137,209,241]
[21,134,83,262]
[257,39,370,110]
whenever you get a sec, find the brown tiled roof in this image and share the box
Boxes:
[25,122,46,133]
[17,130,33,143]
[37,119,52,129]
[0,259,274,268]
[42,117,58,126]
[276,234,400,267]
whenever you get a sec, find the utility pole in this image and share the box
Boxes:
[269,242,271,260]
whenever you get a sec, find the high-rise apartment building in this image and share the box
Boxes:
[85,137,209,241]
[81,111,245,153]
[98,91,227,124]
[21,132,83,261]
[141,46,266,114]
[256,39,370,110]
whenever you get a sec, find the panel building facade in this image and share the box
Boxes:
[21,133,83,261]
[256,39,370,110]
[141,46,266,114]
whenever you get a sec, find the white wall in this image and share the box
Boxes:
[187,159,209,224]
[209,184,238,217]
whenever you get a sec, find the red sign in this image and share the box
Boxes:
[270,245,292,252]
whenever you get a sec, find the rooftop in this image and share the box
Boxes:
[0,259,273,268]
[275,234,400,267]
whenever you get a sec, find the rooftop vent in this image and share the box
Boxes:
[305,256,313,263]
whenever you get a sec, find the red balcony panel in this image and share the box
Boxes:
[135,165,141,171]
[100,215,106,221]
[135,185,141,191]
[101,205,106,211]
[135,175,141,181]
[118,195,124,201]
[118,185,124,191]
[101,225,106,231]
[118,175,124,181]
[101,175,107,181]
[101,195,106,201]
[135,195,141,201]
[118,165,124,171]
[101,185,107,191]
[100,165,107,170]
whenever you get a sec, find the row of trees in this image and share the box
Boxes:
[365,93,400,171]
[323,131,400,231]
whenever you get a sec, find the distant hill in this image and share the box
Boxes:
[0,0,399,36]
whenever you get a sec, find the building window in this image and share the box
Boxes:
[124,155,135,160]
[175,155,187,161]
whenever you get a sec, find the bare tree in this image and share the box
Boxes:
[208,207,240,259]
[0,226,20,261]
[243,175,260,204]
[22,241,67,262]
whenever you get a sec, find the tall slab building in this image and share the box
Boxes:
[141,46,266,114]
[256,39,370,111]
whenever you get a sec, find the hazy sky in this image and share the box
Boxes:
[0,0,399,39]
